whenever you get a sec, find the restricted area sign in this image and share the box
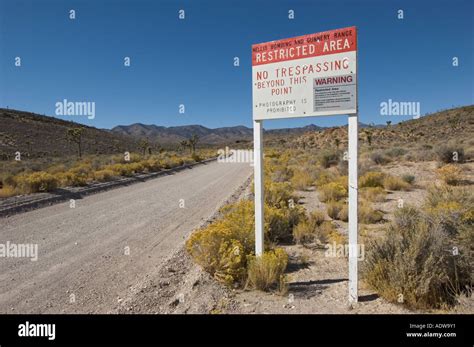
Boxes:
[251,27,359,304]
[252,26,357,120]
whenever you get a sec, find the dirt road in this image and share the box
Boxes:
[0,161,252,313]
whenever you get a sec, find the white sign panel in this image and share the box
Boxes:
[252,27,357,120]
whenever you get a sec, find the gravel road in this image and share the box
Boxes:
[0,161,252,313]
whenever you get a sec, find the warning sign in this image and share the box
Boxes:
[252,27,357,120]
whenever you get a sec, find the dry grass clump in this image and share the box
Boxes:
[360,171,410,191]
[263,181,295,209]
[290,168,313,190]
[363,193,473,309]
[360,187,386,202]
[292,211,326,244]
[359,202,384,224]
[370,151,391,165]
[326,201,345,220]
[359,171,385,188]
[326,200,383,224]
[247,248,288,291]
[383,175,410,191]
[436,164,463,185]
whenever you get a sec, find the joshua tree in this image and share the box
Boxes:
[364,130,373,146]
[66,127,84,158]
[179,140,189,152]
[386,120,392,127]
[188,134,199,154]
[139,138,150,156]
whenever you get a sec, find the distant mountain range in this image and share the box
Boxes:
[0,107,397,159]
[111,123,325,145]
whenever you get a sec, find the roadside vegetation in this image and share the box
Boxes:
[0,149,215,197]
[186,106,474,312]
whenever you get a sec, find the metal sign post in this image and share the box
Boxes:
[253,119,264,256]
[348,113,358,302]
[252,26,358,302]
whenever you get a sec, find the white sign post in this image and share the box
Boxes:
[252,26,359,302]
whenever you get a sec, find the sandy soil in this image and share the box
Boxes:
[127,160,473,314]
[0,161,252,313]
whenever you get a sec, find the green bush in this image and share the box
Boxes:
[402,174,415,184]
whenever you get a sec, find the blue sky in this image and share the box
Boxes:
[0,0,472,129]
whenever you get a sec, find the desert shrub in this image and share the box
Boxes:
[402,174,415,184]
[309,210,326,226]
[359,203,384,224]
[319,182,347,202]
[93,169,116,182]
[318,150,340,168]
[360,187,386,202]
[359,171,385,188]
[191,153,202,162]
[384,147,408,159]
[247,248,288,291]
[370,151,391,165]
[337,158,348,175]
[264,181,294,208]
[106,163,133,177]
[436,145,465,164]
[186,221,248,285]
[14,172,58,193]
[294,218,334,245]
[265,205,289,242]
[128,162,145,174]
[293,220,314,244]
[326,201,345,219]
[290,169,313,190]
[436,164,463,185]
[424,186,473,235]
[383,175,410,191]
[187,200,301,286]
[270,164,293,182]
[57,163,93,186]
[315,170,338,187]
[0,186,16,198]
[160,156,184,169]
[363,205,472,309]
[186,201,255,286]
[327,227,348,246]
[337,204,349,222]
[142,157,162,172]
[292,211,325,244]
